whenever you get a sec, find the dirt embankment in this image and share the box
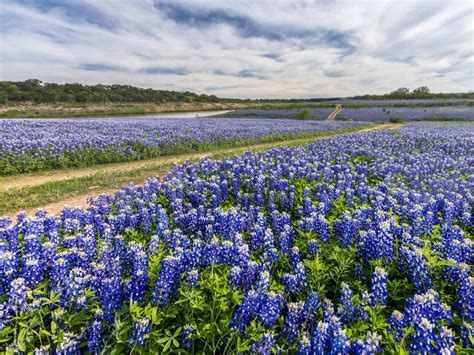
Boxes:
[0,101,250,117]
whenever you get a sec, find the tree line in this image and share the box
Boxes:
[353,86,474,100]
[1,80,472,105]
[0,79,229,104]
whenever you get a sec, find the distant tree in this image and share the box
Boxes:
[352,86,474,100]
[389,87,410,98]
[413,86,430,94]
[410,86,431,99]
[0,90,7,104]
[296,109,312,120]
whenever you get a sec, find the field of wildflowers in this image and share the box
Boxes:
[220,105,474,122]
[0,118,366,175]
[336,106,474,122]
[0,123,472,353]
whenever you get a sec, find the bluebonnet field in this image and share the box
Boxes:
[337,106,474,122]
[215,107,335,120]
[0,118,366,175]
[323,99,474,105]
[220,105,474,122]
[0,123,472,353]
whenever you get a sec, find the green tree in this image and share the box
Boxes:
[413,86,430,94]
[389,87,410,99]
[412,86,431,98]
[0,90,7,104]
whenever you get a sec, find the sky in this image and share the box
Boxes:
[0,0,473,98]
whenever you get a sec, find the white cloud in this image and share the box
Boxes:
[0,0,472,98]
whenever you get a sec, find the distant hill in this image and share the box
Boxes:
[0,79,235,104]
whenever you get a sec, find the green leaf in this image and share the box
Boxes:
[51,321,57,333]
[40,329,53,337]
[17,341,26,352]
[163,339,172,352]
[157,337,169,344]
[17,328,27,343]
[237,338,251,352]
[232,291,243,304]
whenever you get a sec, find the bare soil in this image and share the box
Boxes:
[325,104,342,121]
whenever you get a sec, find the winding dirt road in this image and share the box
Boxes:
[325,104,342,121]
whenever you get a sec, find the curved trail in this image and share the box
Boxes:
[4,124,401,218]
[325,104,342,121]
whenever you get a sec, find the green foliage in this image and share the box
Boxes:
[354,86,473,100]
[337,117,353,122]
[412,86,431,96]
[350,154,373,165]
[295,109,312,120]
[389,116,403,123]
[389,87,410,98]
[0,90,7,104]
[0,79,227,104]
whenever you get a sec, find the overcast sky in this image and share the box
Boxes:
[1,0,473,98]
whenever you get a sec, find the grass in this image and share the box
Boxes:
[0,163,176,213]
[0,124,383,215]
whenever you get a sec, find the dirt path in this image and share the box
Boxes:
[3,123,402,219]
[356,123,401,132]
[1,124,369,191]
[22,189,117,216]
[0,155,205,190]
[325,104,342,121]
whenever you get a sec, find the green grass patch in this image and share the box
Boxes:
[0,163,175,214]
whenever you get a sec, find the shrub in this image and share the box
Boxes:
[296,109,312,120]
[389,116,403,123]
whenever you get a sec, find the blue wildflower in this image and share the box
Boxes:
[369,267,388,307]
[251,331,276,355]
[180,324,195,349]
[129,318,151,348]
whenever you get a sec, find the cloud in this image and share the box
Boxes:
[142,67,188,75]
[78,63,126,72]
[0,0,472,98]
[324,71,349,78]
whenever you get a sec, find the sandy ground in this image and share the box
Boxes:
[3,124,402,218]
